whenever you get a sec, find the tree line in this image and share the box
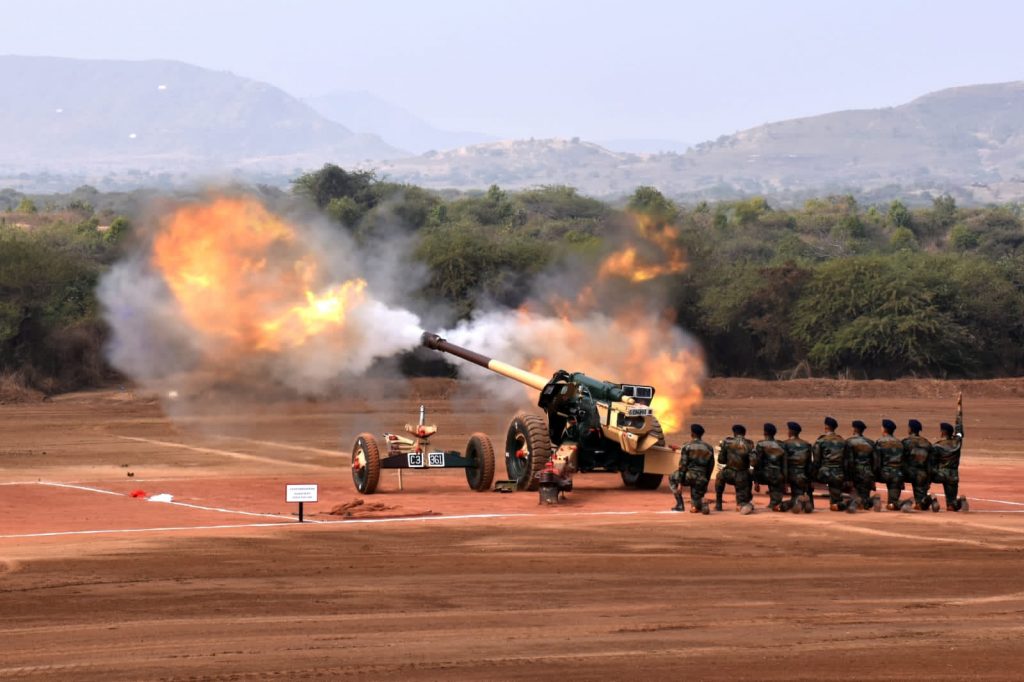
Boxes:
[2,166,1023,393]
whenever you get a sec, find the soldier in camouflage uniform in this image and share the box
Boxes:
[875,419,907,510]
[903,419,940,512]
[932,407,968,511]
[671,423,714,514]
[782,421,814,513]
[845,420,881,511]
[714,424,755,514]
[753,423,788,511]
[813,416,851,511]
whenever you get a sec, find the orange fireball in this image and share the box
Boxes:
[151,197,367,353]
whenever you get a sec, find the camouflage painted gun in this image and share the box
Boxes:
[421,332,678,499]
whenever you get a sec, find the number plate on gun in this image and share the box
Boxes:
[428,452,446,467]
[627,407,652,417]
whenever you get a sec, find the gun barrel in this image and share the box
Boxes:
[420,332,549,391]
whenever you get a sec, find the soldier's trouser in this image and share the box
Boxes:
[816,466,845,505]
[931,466,960,505]
[785,475,809,508]
[853,467,876,505]
[880,467,904,505]
[684,471,709,507]
[715,468,752,505]
[668,470,684,494]
[906,466,932,505]
[764,471,785,508]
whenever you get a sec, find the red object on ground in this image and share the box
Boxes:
[129,490,147,498]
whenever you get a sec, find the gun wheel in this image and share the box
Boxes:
[465,433,496,492]
[621,417,664,490]
[351,433,381,494]
[505,412,551,491]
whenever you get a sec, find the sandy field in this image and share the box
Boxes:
[1,378,1022,680]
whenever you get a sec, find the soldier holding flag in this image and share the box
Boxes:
[932,392,969,512]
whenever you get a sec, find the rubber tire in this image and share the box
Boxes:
[505,412,551,491]
[620,469,664,490]
[352,433,381,494]
[465,433,496,492]
[620,417,665,490]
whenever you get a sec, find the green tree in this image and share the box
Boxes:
[890,226,919,251]
[15,197,38,214]
[887,199,912,230]
[948,224,979,251]
[627,186,676,221]
[292,164,377,209]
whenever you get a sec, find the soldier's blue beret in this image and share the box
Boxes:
[882,419,896,432]
[732,424,746,435]
[851,420,866,431]
[787,421,802,433]
[763,422,777,437]
[824,416,838,429]
[908,419,922,433]
[690,423,705,437]
[940,422,954,435]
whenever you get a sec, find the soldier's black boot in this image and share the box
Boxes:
[671,493,685,512]
[714,491,723,512]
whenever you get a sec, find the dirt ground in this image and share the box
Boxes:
[1,379,1023,680]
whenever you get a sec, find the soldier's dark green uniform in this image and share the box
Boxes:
[845,420,879,511]
[715,425,755,512]
[782,421,813,513]
[875,419,906,510]
[753,423,788,511]
[933,417,967,512]
[812,416,850,510]
[676,424,715,513]
[903,419,939,511]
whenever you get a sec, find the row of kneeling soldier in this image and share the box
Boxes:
[668,400,966,515]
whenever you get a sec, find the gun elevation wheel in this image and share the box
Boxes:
[505,412,551,491]
[465,432,496,491]
[351,433,382,494]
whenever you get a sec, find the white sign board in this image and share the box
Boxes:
[286,484,318,503]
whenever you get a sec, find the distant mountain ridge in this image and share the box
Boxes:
[0,55,403,173]
[375,81,1024,202]
[304,89,495,154]
[2,55,1023,203]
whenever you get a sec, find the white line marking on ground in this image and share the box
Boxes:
[154,499,321,523]
[37,481,123,497]
[2,506,1024,540]
[116,435,330,470]
[216,436,344,458]
[19,481,318,523]
[0,521,293,539]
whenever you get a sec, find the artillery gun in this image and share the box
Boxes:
[420,332,678,497]
[351,405,495,494]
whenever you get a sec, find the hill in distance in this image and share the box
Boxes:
[377,82,1024,203]
[0,55,403,175]
[304,89,495,155]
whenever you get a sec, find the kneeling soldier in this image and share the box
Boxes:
[876,419,907,510]
[715,425,755,513]
[813,416,850,511]
[674,423,714,514]
[753,423,788,511]
[903,419,940,512]
[932,401,967,511]
[782,422,813,513]
[845,420,880,511]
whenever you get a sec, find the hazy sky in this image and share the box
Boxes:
[5,0,1024,142]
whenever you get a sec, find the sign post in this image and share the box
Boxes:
[286,484,318,523]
